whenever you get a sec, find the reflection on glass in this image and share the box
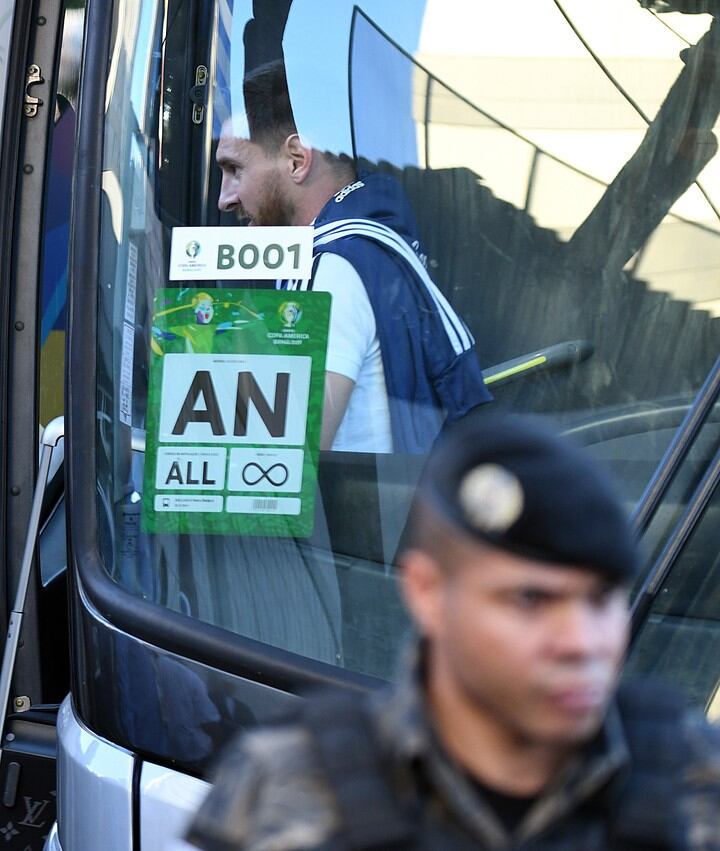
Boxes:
[39,6,85,425]
[626,432,720,712]
[0,5,13,143]
[94,0,720,680]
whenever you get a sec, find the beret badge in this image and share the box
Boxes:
[458,464,524,534]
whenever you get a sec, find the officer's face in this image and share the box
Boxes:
[403,543,629,748]
[216,132,295,227]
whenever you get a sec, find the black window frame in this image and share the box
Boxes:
[68,0,720,700]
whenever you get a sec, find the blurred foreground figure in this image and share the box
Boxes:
[185,415,720,850]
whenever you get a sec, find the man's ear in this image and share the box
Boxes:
[284,134,313,183]
[399,549,446,640]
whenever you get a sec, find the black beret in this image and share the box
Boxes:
[419,413,639,581]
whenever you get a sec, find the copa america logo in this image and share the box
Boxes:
[279,301,303,328]
[185,240,201,259]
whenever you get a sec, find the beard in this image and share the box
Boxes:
[240,170,296,227]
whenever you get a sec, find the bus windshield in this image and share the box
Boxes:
[93,0,720,681]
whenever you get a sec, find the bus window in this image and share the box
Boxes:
[36,5,85,593]
[39,4,84,427]
[626,434,720,712]
[0,5,13,143]
[90,0,720,682]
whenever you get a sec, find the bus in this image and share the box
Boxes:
[0,0,719,848]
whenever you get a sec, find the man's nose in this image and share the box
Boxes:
[218,176,237,212]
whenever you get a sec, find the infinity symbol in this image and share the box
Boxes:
[242,462,289,487]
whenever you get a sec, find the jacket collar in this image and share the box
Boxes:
[374,639,630,845]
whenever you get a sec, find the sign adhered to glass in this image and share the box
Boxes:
[142,288,330,537]
[169,226,314,280]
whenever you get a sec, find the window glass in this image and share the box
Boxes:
[626,432,720,713]
[0,3,14,143]
[95,0,720,680]
[37,3,84,585]
[39,4,84,427]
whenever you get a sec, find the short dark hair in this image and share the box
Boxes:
[243,61,297,151]
[405,496,491,575]
[242,62,356,180]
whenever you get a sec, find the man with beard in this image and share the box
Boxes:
[216,63,491,454]
[183,413,720,850]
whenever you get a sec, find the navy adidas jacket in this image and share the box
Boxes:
[284,172,492,453]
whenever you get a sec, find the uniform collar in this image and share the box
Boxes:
[374,639,631,844]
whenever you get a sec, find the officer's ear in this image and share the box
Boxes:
[398,549,446,640]
[284,133,313,184]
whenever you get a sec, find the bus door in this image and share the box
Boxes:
[0,2,84,848]
[54,1,720,849]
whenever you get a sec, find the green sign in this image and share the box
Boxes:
[142,288,330,537]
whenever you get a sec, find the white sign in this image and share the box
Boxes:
[154,494,224,512]
[156,447,227,491]
[228,447,304,493]
[158,353,311,446]
[226,496,301,515]
[169,226,314,281]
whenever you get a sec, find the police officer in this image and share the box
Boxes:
[184,414,720,850]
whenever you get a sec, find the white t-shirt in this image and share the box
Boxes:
[312,253,392,453]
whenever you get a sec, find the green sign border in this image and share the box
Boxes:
[142,288,330,538]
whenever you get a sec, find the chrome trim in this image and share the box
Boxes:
[631,354,720,535]
[131,427,146,453]
[42,821,62,851]
[140,762,209,849]
[56,696,134,851]
[0,417,64,745]
[632,438,720,629]
[40,415,65,449]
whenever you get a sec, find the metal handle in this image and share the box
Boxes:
[0,416,65,760]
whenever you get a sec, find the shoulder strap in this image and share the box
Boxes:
[610,679,689,851]
[302,692,418,851]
